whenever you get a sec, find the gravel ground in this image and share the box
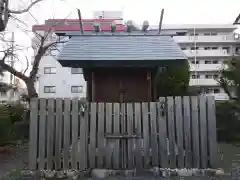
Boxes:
[0,143,239,180]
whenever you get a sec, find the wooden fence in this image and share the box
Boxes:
[29,96,218,170]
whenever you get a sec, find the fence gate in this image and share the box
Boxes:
[28,96,218,171]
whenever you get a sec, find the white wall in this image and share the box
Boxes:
[36,56,86,98]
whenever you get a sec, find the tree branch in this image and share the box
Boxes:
[8,0,45,14]
[0,52,28,81]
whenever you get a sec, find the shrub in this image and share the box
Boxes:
[6,103,26,124]
[0,103,28,145]
[0,105,13,146]
[154,60,190,97]
[216,101,240,142]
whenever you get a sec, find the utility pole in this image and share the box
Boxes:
[0,0,9,31]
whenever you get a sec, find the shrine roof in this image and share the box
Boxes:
[57,34,186,67]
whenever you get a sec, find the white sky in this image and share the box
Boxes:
[3,0,240,75]
[36,0,240,25]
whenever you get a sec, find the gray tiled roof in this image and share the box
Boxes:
[57,35,186,61]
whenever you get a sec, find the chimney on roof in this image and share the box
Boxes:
[126,20,133,33]
[142,20,149,32]
[93,22,101,33]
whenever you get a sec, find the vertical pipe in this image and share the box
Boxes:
[77,9,84,34]
[91,72,95,101]
[158,9,164,34]
[193,27,198,88]
[147,70,152,101]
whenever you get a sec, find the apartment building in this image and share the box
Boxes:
[150,24,240,100]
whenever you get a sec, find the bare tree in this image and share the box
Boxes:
[0,0,70,101]
[0,0,45,31]
[0,28,66,101]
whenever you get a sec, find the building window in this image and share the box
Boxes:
[44,67,56,74]
[191,60,199,64]
[71,68,83,74]
[211,33,218,36]
[204,47,211,50]
[0,91,7,96]
[71,86,83,93]
[212,60,219,64]
[213,88,220,93]
[212,47,218,50]
[205,75,212,79]
[223,47,230,53]
[191,47,199,50]
[192,74,200,79]
[181,47,186,50]
[190,33,198,36]
[236,47,240,54]
[44,86,56,93]
[205,60,211,64]
[204,33,211,36]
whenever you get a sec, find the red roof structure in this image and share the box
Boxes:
[32,18,125,32]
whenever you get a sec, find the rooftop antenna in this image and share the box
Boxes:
[157,9,164,34]
[77,9,84,34]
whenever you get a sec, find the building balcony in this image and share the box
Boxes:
[189,79,219,86]
[206,93,229,101]
[173,35,237,43]
[183,49,230,57]
[190,64,225,72]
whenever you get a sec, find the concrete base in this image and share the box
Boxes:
[16,168,229,180]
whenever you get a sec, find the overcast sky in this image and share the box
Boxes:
[36,0,240,25]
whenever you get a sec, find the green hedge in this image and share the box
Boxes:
[216,101,240,143]
[0,103,27,146]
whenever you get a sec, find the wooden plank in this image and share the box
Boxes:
[55,99,63,170]
[149,102,158,166]
[191,96,200,168]
[134,103,143,169]
[126,103,134,169]
[121,103,127,169]
[38,98,47,170]
[207,96,218,168]
[141,102,150,168]
[113,103,120,169]
[105,103,113,168]
[29,98,39,170]
[63,98,71,169]
[89,103,97,168]
[97,103,105,168]
[199,96,208,168]
[79,102,88,170]
[157,97,168,168]
[46,99,55,169]
[71,99,79,169]
[174,97,184,168]
[182,96,192,168]
[167,97,176,168]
